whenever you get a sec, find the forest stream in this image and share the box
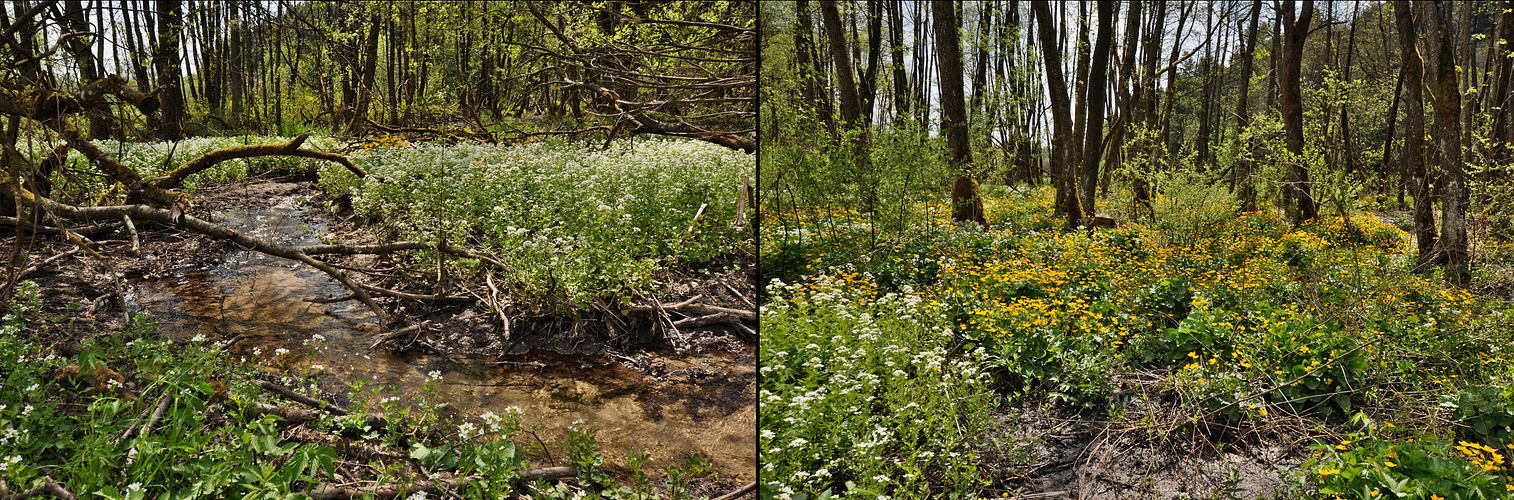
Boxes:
[126,191,755,482]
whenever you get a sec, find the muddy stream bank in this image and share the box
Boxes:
[127,187,755,482]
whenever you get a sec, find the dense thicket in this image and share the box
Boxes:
[3,0,754,147]
[761,0,1514,286]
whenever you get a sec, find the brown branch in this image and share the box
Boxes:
[712,482,758,500]
[148,132,366,189]
[259,380,349,416]
[2,476,77,500]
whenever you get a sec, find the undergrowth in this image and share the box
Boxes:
[759,183,1514,498]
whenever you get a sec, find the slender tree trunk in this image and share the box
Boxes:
[1102,0,1140,199]
[821,0,875,211]
[1425,1,1469,286]
[1339,0,1360,179]
[886,0,910,121]
[1196,2,1216,170]
[969,1,993,124]
[1280,0,1316,225]
[1395,1,1436,265]
[1235,0,1261,212]
[343,13,383,136]
[1490,0,1514,171]
[1032,0,1080,222]
[858,0,882,127]
[1384,66,1403,205]
[933,0,986,227]
[1076,0,1114,222]
[1071,1,1090,174]
[796,0,834,132]
[1133,0,1165,217]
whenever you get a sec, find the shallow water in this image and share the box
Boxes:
[130,195,755,481]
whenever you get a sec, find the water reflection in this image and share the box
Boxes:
[131,194,755,480]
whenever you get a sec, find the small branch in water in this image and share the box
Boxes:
[369,323,423,350]
[258,380,349,416]
[483,360,553,369]
[306,293,357,304]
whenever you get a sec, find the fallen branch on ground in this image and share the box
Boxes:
[305,467,577,500]
[0,476,78,500]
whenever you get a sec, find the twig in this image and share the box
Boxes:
[125,391,174,467]
[3,476,77,500]
[712,481,758,500]
[369,324,424,350]
[259,380,349,416]
[121,214,139,256]
[16,247,79,280]
[485,273,511,339]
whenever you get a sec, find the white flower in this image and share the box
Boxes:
[407,491,427,500]
[310,365,325,371]
[760,429,775,440]
[426,370,442,381]
[275,348,290,356]
[128,482,143,492]
[190,334,206,343]
[790,437,808,447]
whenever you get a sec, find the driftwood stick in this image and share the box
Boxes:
[515,466,578,484]
[485,273,511,339]
[369,323,423,350]
[4,476,78,500]
[670,312,740,329]
[249,401,322,423]
[121,214,139,256]
[259,380,349,416]
[305,293,357,304]
[125,391,174,467]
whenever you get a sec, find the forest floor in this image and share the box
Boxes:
[760,185,1514,499]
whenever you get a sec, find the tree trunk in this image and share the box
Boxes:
[59,0,112,139]
[1490,0,1514,171]
[886,0,910,121]
[1077,0,1114,222]
[1132,0,1165,217]
[1280,0,1316,225]
[1395,1,1436,265]
[1425,1,1469,286]
[820,0,875,211]
[343,13,383,136]
[154,0,185,140]
[933,0,986,228]
[1234,0,1261,212]
[1196,2,1216,170]
[1032,0,1080,223]
[969,1,993,124]
[796,0,834,131]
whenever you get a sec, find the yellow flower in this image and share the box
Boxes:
[1432,495,1444,500]
[1318,467,1341,476]
[1384,460,1396,467]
